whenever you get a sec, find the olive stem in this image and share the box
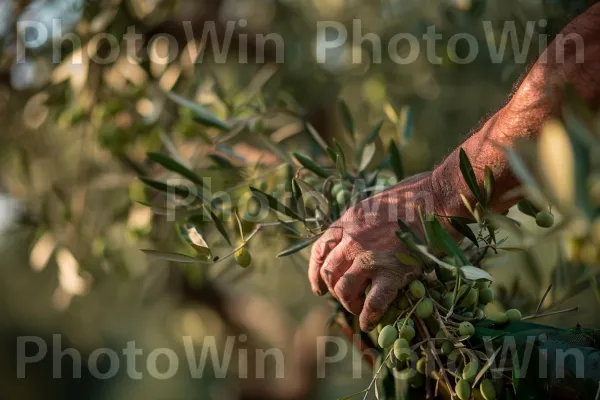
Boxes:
[522,306,579,321]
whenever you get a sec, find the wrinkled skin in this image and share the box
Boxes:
[309,4,600,332]
[309,173,446,332]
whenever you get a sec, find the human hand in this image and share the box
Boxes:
[308,172,449,332]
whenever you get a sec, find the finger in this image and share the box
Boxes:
[320,241,354,295]
[333,264,369,315]
[308,228,342,295]
[360,276,399,332]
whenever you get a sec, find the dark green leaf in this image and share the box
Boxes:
[338,100,354,138]
[294,178,329,215]
[208,153,234,168]
[359,143,376,172]
[333,140,347,177]
[326,148,338,165]
[293,152,328,178]
[389,139,404,180]
[397,219,424,246]
[168,92,230,131]
[400,106,414,143]
[139,177,194,199]
[430,216,469,265]
[483,166,495,206]
[450,217,479,247]
[203,205,232,246]
[147,152,203,186]
[362,120,384,148]
[249,186,302,220]
[277,236,319,257]
[141,250,206,263]
[459,148,482,204]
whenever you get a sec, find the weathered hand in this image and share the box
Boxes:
[308,173,444,332]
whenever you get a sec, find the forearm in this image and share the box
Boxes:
[432,3,600,218]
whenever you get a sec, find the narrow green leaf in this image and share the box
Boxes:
[418,209,434,248]
[168,92,230,131]
[397,218,424,246]
[338,100,354,138]
[139,177,194,199]
[359,143,376,172]
[362,120,384,148]
[249,186,302,220]
[333,140,347,177]
[305,122,329,151]
[483,166,495,206]
[430,217,469,265]
[459,148,482,203]
[400,106,414,143]
[293,152,329,178]
[208,153,234,168]
[450,217,479,247]
[460,266,493,281]
[389,139,404,180]
[176,223,212,258]
[277,236,319,257]
[294,178,330,215]
[203,205,232,246]
[141,249,205,263]
[147,152,203,186]
[326,148,338,165]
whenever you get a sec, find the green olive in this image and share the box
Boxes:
[480,379,497,400]
[458,321,475,337]
[505,308,522,322]
[535,211,554,228]
[478,288,494,305]
[462,360,480,382]
[455,379,471,400]
[415,297,433,318]
[234,248,252,268]
[399,325,416,341]
[409,280,426,299]
[378,325,398,348]
[393,338,411,360]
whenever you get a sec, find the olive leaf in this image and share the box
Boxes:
[397,218,424,246]
[277,235,319,257]
[359,142,376,172]
[459,148,482,204]
[333,140,347,177]
[460,266,493,282]
[141,249,207,263]
[147,152,204,186]
[362,120,384,148]
[177,223,212,259]
[483,166,495,206]
[208,153,234,168]
[338,99,355,139]
[450,217,478,248]
[389,139,404,180]
[167,92,230,131]
[294,178,330,215]
[305,122,329,151]
[139,177,196,199]
[249,186,302,220]
[293,152,329,178]
[430,217,469,265]
[203,205,232,246]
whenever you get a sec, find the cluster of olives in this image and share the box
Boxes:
[374,276,523,400]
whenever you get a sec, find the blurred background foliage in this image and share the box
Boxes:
[0,0,598,399]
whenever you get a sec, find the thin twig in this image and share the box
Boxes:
[523,307,579,321]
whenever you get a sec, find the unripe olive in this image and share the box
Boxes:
[416,357,427,374]
[441,341,454,355]
[455,379,471,400]
[336,189,351,206]
[393,338,411,360]
[435,329,447,342]
[416,297,434,319]
[587,174,600,207]
[442,292,455,309]
[487,311,508,324]
[429,289,442,302]
[505,308,522,322]
[459,288,478,308]
[235,248,252,268]
[409,280,426,299]
[475,280,490,290]
[478,287,494,305]
[331,182,346,197]
[378,325,398,348]
[474,308,485,320]
[480,378,497,400]
[462,360,480,382]
[399,325,416,341]
[458,321,475,337]
[535,211,554,228]
[387,176,398,186]
[462,311,474,318]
